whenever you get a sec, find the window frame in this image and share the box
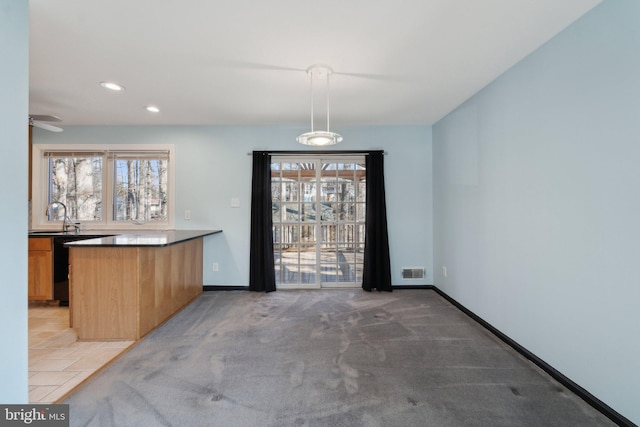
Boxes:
[31,144,175,231]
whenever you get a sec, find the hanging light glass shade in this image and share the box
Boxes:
[297,65,343,146]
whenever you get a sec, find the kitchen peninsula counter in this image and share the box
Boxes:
[64,229,221,248]
[67,229,221,340]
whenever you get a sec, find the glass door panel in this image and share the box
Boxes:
[272,157,365,289]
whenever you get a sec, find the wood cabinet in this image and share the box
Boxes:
[28,237,53,300]
[70,238,204,340]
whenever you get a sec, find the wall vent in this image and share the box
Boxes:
[401,268,425,279]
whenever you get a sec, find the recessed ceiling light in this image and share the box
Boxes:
[100,81,125,91]
[145,105,160,113]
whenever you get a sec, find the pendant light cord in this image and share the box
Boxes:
[326,73,331,132]
[310,72,314,132]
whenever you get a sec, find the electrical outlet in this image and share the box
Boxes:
[212,262,219,272]
[442,266,447,278]
[231,198,240,208]
[184,210,191,220]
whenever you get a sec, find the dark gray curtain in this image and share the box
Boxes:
[362,151,392,292]
[249,152,276,292]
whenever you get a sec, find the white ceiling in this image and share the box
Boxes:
[29,0,601,127]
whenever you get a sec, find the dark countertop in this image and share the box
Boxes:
[29,230,222,247]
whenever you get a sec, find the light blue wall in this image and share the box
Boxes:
[34,125,433,287]
[433,0,640,423]
[0,0,29,403]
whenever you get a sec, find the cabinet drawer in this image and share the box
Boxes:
[29,237,52,251]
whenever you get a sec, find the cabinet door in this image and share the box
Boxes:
[28,249,53,300]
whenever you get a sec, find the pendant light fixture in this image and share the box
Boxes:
[297,65,343,146]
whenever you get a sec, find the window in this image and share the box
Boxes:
[45,151,104,222]
[111,151,169,222]
[32,144,174,230]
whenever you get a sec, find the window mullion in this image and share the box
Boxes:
[315,159,322,287]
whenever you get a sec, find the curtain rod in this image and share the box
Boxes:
[247,150,387,155]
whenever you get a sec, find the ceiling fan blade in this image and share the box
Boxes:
[205,60,413,82]
[30,115,62,122]
[33,121,63,132]
[208,59,304,73]
[333,71,415,83]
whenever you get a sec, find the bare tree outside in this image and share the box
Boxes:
[48,156,102,221]
[114,159,168,222]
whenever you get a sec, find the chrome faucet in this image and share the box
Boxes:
[45,201,72,232]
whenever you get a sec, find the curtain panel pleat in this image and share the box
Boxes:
[362,151,392,292]
[249,152,277,292]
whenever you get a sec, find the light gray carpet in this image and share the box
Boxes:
[65,289,614,426]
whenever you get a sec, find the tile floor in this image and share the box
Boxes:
[28,302,135,403]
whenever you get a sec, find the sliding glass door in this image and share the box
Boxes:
[271,156,366,288]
